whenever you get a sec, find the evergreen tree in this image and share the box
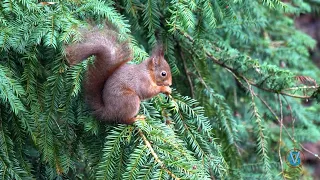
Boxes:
[0,0,320,179]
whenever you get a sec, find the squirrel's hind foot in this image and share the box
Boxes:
[135,115,146,121]
[125,115,146,124]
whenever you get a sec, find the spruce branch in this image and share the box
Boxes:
[245,80,271,179]
[255,91,320,161]
[138,129,181,180]
[176,29,317,100]
[228,70,320,163]
[188,60,239,148]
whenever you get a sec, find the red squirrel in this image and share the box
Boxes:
[65,27,172,124]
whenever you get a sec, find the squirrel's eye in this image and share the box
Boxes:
[161,71,167,77]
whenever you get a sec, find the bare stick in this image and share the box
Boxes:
[179,45,195,99]
[278,94,285,179]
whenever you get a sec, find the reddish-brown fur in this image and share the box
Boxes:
[65,27,172,124]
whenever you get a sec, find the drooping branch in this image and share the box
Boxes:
[227,70,320,162]
[176,29,318,99]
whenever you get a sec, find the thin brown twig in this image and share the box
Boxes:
[282,96,295,139]
[138,129,181,180]
[283,86,319,91]
[255,94,320,161]
[233,87,238,107]
[255,95,293,139]
[300,145,320,160]
[278,94,285,179]
[179,44,195,99]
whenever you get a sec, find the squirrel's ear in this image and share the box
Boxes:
[151,44,164,57]
[151,57,161,67]
[148,57,157,70]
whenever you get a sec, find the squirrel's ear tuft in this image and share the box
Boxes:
[151,44,164,57]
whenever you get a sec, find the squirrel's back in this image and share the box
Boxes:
[65,27,132,111]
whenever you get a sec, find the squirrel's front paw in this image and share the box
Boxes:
[162,86,172,95]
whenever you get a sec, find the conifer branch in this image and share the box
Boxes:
[223,63,319,171]
[177,29,316,100]
[245,80,271,179]
[138,129,181,180]
[206,51,314,99]
[255,92,320,161]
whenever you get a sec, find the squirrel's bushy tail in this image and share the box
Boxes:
[66,27,132,110]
